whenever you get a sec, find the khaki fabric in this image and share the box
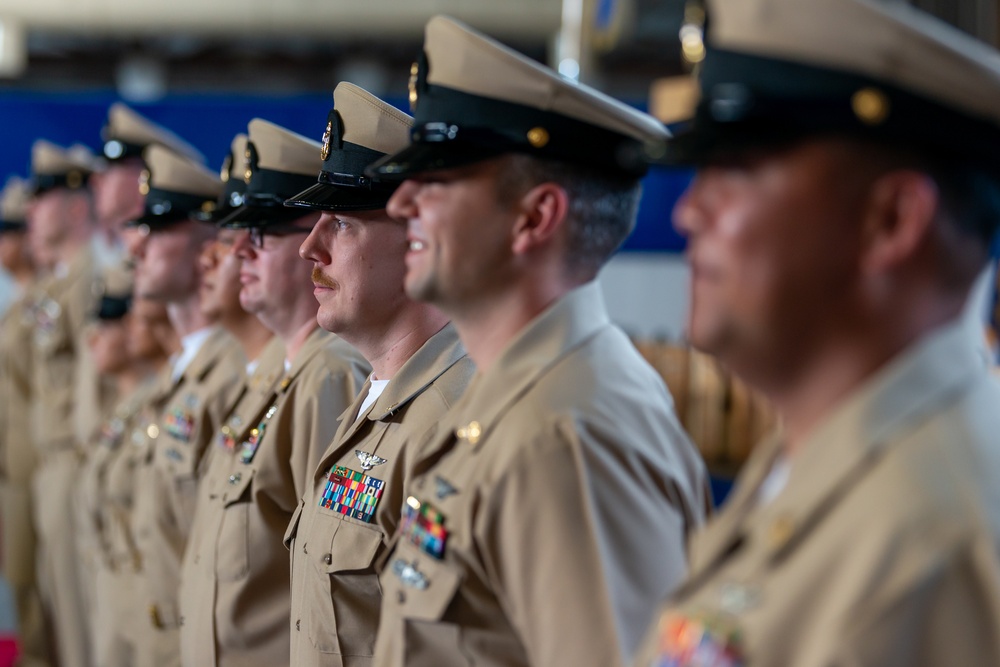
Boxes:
[1,293,39,585]
[633,319,1000,667]
[30,245,102,667]
[30,244,100,453]
[179,328,369,667]
[76,378,160,667]
[286,324,474,667]
[178,336,286,666]
[130,327,245,667]
[0,289,50,667]
[373,283,711,667]
[101,371,180,666]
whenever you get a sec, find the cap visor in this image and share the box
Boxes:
[217,204,316,229]
[284,182,393,212]
[124,212,190,229]
[366,142,505,181]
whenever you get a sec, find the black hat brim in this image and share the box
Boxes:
[217,204,317,229]
[366,142,506,181]
[284,182,394,212]
[0,221,27,233]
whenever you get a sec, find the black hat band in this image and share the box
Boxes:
[411,83,650,177]
[672,48,1000,170]
[32,171,91,196]
[246,166,318,206]
[103,138,146,162]
[96,294,132,320]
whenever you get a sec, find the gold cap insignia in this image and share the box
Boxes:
[527,127,550,148]
[244,147,253,184]
[201,200,216,213]
[852,87,890,126]
[66,170,83,189]
[320,121,332,161]
[408,61,420,113]
[138,169,151,196]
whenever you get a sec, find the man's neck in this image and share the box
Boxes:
[450,276,574,374]
[767,295,967,456]
[167,295,212,338]
[223,312,273,362]
[345,305,450,380]
[281,317,319,364]
[56,227,94,267]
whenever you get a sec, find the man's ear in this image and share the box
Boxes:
[859,170,939,275]
[511,182,570,256]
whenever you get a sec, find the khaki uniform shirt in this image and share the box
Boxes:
[78,379,161,575]
[633,319,1000,667]
[374,282,711,667]
[131,327,246,633]
[30,246,100,453]
[286,324,474,667]
[0,292,38,587]
[179,327,369,667]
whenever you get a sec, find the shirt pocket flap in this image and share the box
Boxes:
[220,467,255,506]
[388,541,462,622]
[325,518,384,573]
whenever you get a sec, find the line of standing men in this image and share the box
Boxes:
[2,0,1000,665]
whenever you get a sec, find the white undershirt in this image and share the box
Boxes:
[172,327,214,382]
[355,376,390,421]
[756,455,792,507]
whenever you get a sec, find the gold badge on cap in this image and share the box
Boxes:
[320,121,332,161]
[408,61,420,112]
[201,200,216,213]
[852,87,890,126]
[243,147,253,184]
[66,170,83,189]
[138,169,151,196]
[527,127,550,149]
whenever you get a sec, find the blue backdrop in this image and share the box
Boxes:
[0,89,691,252]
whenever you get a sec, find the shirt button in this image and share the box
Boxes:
[397,591,406,604]
[323,554,332,565]
[302,543,308,554]
[296,619,300,631]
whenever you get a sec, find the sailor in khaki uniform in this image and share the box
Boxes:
[124,145,246,667]
[367,17,711,667]
[73,272,167,667]
[96,102,205,246]
[284,82,475,667]
[25,141,106,667]
[0,177,48,667]
[632,1,1000,665]
[178,118,369,667]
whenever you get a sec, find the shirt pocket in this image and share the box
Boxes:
[306,514,384,656]
[215,467,255,583]
[383,540,466,665]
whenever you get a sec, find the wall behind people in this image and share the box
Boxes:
[0,89,694,336]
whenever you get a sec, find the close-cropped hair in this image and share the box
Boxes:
[497,153,643,279]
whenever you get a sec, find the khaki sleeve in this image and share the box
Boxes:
[477,415,692,667]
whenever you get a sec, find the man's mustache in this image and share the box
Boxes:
[312,268,338,289]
